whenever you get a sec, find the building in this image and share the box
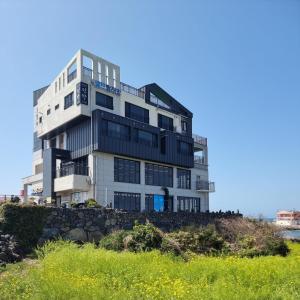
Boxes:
[22,49,215,212]
[276,210,300,226]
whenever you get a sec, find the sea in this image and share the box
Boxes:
[280,230,300,240]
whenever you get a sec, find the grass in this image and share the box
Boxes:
[0,241,299,300]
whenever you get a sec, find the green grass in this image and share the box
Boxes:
[0,241,299,300]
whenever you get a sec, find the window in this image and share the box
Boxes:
[55,81,57,93]
[39,116,42,124]
[177,169,191,189]
[150,92,170,109]
[64,92,74,109]
[145,163,173,187]
[96,91,113,109]
[177,196,201,212]
[59,134,64,149]
[49,137,56,148]
[113,69,116,88]
[101,120,130,141]
[35,163,43,174]
[47,109,51,115]
[55,104,59,110]
[114,157,140,184]
[105,65,109,85]
[114,192,141,212]
[63,73,65,87]
[160,136,166,154]
[134,129,158,147]
[158,114,173,131]
[59,77,61,91]
[177,141,192,155]
[181,120,188,133]
[83,55,93,78]
[98,62,102,82]
[145,194,173,212]
[67,60,77,83]
[125,102,149,124]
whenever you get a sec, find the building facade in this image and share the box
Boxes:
[22,49,215,212]
[276,210,300,226]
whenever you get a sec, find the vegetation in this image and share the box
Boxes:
[0,241,299,299]
[99,222,289,257]
[0,203,50,253]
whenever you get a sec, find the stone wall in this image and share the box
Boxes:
[41,208,242,243]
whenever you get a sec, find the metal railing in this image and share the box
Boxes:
[67,70,77,83]
[56,163,89,178]
[193,134,207,146]
[196,180,215,192]
[83,66,92,78]
[121,82,145,99]
[194,155,206,168]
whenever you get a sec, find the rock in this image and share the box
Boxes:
[0,231,23,266]
[42,228,60,239]
[64,228,87,242]
[87,231,103,243]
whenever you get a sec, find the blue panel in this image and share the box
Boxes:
[154,195,164,212]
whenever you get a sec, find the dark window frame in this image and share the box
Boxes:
[125,102,149,124]
[158,114,174,131]
[177,196,201,212]
[177,168,191,189]
[101,120,130,141]
[114,192,141,212]
[96,91,114,110]
[134,128,158,147]
[114,157,140,184]
[64,92,74,109]
[145,163,173,187]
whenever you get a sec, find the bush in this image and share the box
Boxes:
[0,203,50,253]
[166,225,226,255]
[85,199,101,208]
[99,230,129,251]
[125,223,163,252]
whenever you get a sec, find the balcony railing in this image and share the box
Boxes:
[193,134,207,147]
[194,155,206,168]
[67,70,77,83]
[83,66,92,78]
[56,163,89,178]
[196,180,215,192]
[121,82,145,99]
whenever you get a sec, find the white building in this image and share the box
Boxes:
[22,49,215,212]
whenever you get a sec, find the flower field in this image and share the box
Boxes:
[0,241,299,300]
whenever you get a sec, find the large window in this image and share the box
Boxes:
[101,120,130,141]
[158,114,173,131]
[177,168,191,189]
[145,194,173,212]
[96,91,113,109]
[125,102,149,124]
[134,129,158,147]
[64,92,74,109]
[145,163,173,187]
[177,196,201,212]
[177,141,192,155]
[114,157,140,184]
[114,192,141,212]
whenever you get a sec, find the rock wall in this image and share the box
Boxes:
[41,208,242,243]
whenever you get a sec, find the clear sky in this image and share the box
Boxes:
[0,0,299,217]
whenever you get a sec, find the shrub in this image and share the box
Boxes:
[0,203,50,253]
[166,225,225,254]
[125,223,163,252]
[99,230,129,251]
[85,199,101,208]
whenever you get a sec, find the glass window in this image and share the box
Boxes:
[177,141,192,155]
[113,69,116,88]
[47,109,51,115]
[98,62,102,82]
[177,197,201,212]
[96,91,113,109]
[67,60,77,83]
[105,65,109,85]
[150,92,170,109]
[135,129,158,147]
[114,192,141,212]
[114,157,140,184]
[177,168,191,189]
[101,120,130,141]
[64,92,74,109]
[181,120,188,133]
[49,137,56,148]
[55,104,59,110]
[158,114,173,131]
[145,163,173,187]
[125,102,149,124]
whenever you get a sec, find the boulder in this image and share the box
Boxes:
[64,228,87,242]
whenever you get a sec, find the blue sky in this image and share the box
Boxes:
[0,0,299,217]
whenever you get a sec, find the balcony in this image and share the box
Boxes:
[196,180,215,192]
[56,163,89,178]
[194,155,207,169]
[193,134,207,150]
[121,82,145,99]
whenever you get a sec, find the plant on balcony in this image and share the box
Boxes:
[85,199,101,208]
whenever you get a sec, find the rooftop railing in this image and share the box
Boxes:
[196,180,215,192]
[193,134,207,146]
[121,82,145,99]
[194,155,206,168]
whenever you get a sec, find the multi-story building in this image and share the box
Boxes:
[22,49,215,212]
